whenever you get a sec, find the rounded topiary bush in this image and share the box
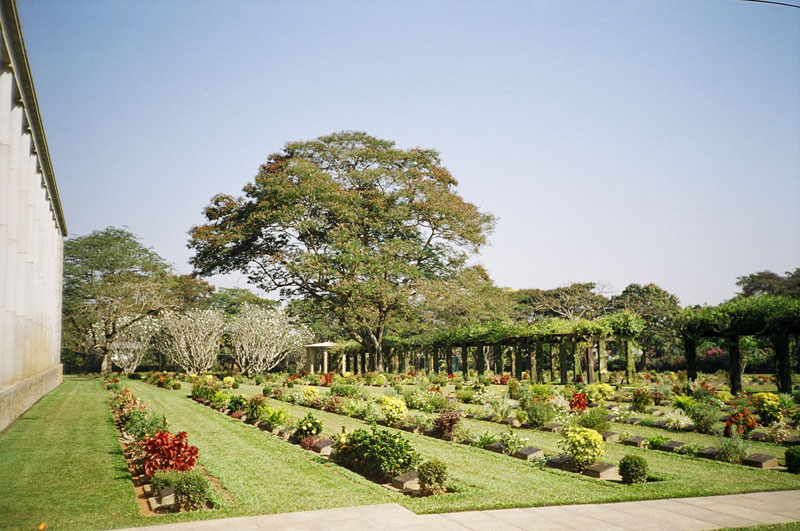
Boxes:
[619,454,648,484]
[418,459,448,495]
[557,427,604,470]
[786,446,800,474]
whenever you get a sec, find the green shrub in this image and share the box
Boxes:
[246,395,269,421]
[525,401,556,429]
[786,446,800,474]
[455,389,475,403]
[123,409,168,441]
[718,435,748,464]
[647,435,670,450]
[753,393,783,426]
[499,429,528,455]
[574,408,610,433]
[330,383,363,399]
[333,427,420,482]
[473,431,498,449]
[519,384,554,409]
[293,413,323,441]
[688,404,719,434]
[631,388,654,413]
[380,396,408,425]
[586,383,615,404]
[672,394,698,412]
[227,394,248,411]
[151,470,216,510]
[674,443,703,456]
[451,423,473,444]
[263,407,289,429]
[663,410,693,431]
[619,455,648,484]
[417,459,448,495]
[558,427,604,471]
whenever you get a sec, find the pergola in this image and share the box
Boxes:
[304,342,338,374]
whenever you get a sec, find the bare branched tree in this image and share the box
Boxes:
[228,304,311,375]
[156,309,224,374]
[91,315,160,375]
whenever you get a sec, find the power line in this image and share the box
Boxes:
[741,0,800,8]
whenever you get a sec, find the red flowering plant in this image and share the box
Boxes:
[724,409,758,437]
[142,431,199,477]
[318,372,334,386]
[569,392,588,412]
[447,373,456,380]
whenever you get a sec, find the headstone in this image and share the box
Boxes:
[600,431,619,442]
[142,484,153,495]
[784,435,800,446]
[623,436,647,448]
[160,493,176,506]
[657,441,685,452]
[501,417,521,428]
[159,486,175,497]
[460,437,474,446]
[278,427,294,440]
[401,424,418,433]
[582,462,620,480]
[466,412,478,419]
[441,432,454,441]
[542,423,563,433]
[651,409,663,417]
[749,431,769,442]
[312,439,334,456]
[650,420,667,429]
[626,417,642,425]
[423,428,439,438]
[604,414,616,421]
[605,404,617,410]
[481,415,495,422]
[148,497,162,511]
[487,441,505,453]
[545,454,577,472]
[719,415,731,423]
[513,447,544,460]
[697,447,721,460]
[743,454,779,469]
[392,470,420,490]
[660,400,671,407]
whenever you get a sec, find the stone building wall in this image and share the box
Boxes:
[0,0,67,432]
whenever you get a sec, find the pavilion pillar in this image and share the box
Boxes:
[572,341,581,382]
[514,343,523,380]
[548,342,554,381]
[461,345,469,377]
[322,349,328,374]
[559,339,569,384]
[529,343,537,382]
[727,335,743,395]
[774,333,791,394]
[598,340,607,382]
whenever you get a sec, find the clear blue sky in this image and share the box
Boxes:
[18,0,800,306]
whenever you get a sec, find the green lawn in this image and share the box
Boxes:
[2,377,799,531]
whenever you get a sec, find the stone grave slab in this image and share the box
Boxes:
[401,424,418,433]
[650,420,667,429]
[651,409,663,416]
[142,484,153,496]
[278,427,294,440]
[423,428,439,438]
[605,404,617,410]
[626,417,642,425]
[513,446,544,460]
[501,417,521,428]
[719,415,731,423]
[697,447,721,460]
[487,441,505,453]
[749,431,769,442]
[546,454,577,472]
[392,470,419,490]
[441,432,454,441]
[604,414,616,421]
[743,454,779,469]
[542,423,563,433]
[657,440,685,452]
[601,431,619,442]
[312,439,334,456]
[582,462,621,480]
[465,412,478,419]
[784,435,800,446]
[623,436,647,448]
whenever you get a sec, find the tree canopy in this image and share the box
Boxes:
[189,131,494,364]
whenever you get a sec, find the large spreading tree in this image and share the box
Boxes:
[189,131,494,368]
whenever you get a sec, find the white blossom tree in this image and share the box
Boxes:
[97,315,160,375]
[228,304,311,375]
[157,309,224,374]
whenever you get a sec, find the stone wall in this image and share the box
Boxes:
[0,0,67,433]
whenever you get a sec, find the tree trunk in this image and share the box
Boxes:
[559,340,569,384]
[727,335,743,395]
[548,343,554,381]
[597,340,607,382]
[529,342,537,382]
[773,333,791,393]
[625,339,635,384]
[572,342,581,382]
[587,342,596,384]
[100,348,113,376]
[684,337,697,381]
[493,344,502,374]
[514,344,523,380]
[447,346,454,374]
[461,345,469,377]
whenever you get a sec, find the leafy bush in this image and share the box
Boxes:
[688,404,719,434]
[718,435,748,464]
[333,427,420,481]
[519,384,554,409]
[569,392,588,412]
[499,429,528,455]
[574,408,610,433]
[619,455,648,484]
[650,389,665,406]
[330,383,363,399]
[753,393,782,426]
[301,386,318,405]
[451,423,473,444]
[418,459,448,495]
[558,427,603,471]
[724,409,758,437]
[672,394,698,413]
[294,413,323,441]
[300,435,323,450]
[434,410,462,434]
[786,446,800,474]
[142,431,198,477]
[473,431,499,449]
[525,400,556,429]
[455,389,475,403]
[246,395,269,421]
[210,391,229,409]
[674,443,703,456]
[631,388,654,412]
[647,435,670,449]
[586,383,615,404]
[227,394,248,411]
[123,409,168,441]
[663,410,693,431]
[380,396,408,425]
[151,469,215,510]
[765,421,790,444]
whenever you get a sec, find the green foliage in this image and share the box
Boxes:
[473,431,499,449]
[558,427,604,471]
[573,408,610,433]
[688,404,719,434]
[717,435,748,464]
[753,393,783,426]
[525,401,556,429]
[330,383,363,399]
[333,427,420,482]
[246,395,269,421]
[499,429,528,455]
[151,470,216,510]
[785,446,800,474]
[417,459,448,495]
[619,455,648,484]
[294,413,323,440]
[586,383,615,404]
[631,388,654,412]
[672,394,698,413]
[663,410,693,431]
[646,435,670,449]
[227,394,248,412]
[380,396,408,425]
[122,409,168,441]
